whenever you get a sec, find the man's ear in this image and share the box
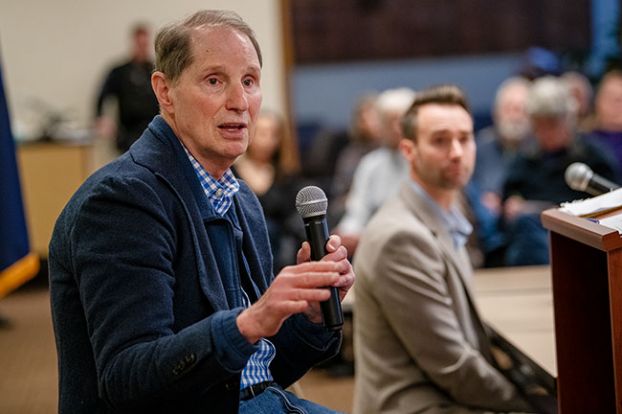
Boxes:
[152,71,174,114]
[398,138,415,161]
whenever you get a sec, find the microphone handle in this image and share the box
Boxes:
[303,216,344,330]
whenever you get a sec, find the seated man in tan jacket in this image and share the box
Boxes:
[353,85,533,414]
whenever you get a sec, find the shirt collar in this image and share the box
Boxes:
[409,180,472,248]
[181,144,240,216]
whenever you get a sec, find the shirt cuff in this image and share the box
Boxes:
[212,308,259,372]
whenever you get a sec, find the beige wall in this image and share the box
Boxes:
[0,0,285,135]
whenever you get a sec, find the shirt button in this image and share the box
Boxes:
[215,189,223,198]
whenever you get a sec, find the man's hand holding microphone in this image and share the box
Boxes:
[236,186,354,344]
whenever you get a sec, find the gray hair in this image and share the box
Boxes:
[494,76,531,112]
[375,88,416,117]
[155,10,262,83]
[526,76,576,117]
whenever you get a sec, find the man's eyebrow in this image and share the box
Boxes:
[197,64,261,75]
[198,65,226,74]
[245,64,261,74]
[429,128,473,136]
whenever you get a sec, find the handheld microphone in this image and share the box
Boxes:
[295,186,344,331]
[564,162,620,196]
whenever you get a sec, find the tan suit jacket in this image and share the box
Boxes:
[353,183,531,414]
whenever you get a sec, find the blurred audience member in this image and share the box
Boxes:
[589,70,622,168]
[472,77,531,214]
[502,76,619,266]
[329,93,381,226]
[460,182,506,268]
[95,23,159,153]
[302,121,352,191]
[470,77,531,267]
[336,87,415,254]
[353,85,532,413]
[561,70,594,132]
[234,110,303,271]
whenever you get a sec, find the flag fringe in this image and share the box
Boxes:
[0,253,40,299]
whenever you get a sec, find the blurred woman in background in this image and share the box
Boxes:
[234,110,304,271]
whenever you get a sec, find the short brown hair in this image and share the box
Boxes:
[154,10,262,83]
[401,84,471,140]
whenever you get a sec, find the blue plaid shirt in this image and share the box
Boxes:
[182,146,275,390]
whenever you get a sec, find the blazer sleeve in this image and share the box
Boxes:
[68,175,257,408]
[269,313,341,387]
[373,229,532,412]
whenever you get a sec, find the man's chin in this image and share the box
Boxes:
[441,173,471,190]
[226,142,249,158]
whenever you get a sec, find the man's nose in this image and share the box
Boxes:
[449,139,463,158]
[225,83,249,112]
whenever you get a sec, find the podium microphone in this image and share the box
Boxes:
[565,162,619,196]
[295,186,344,331]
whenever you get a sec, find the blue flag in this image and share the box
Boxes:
[0,57,39,298]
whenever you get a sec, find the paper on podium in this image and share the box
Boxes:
[598,214,622,232]
[559,188,622,218]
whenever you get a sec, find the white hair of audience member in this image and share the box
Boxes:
[375,87,416,117]
[526,76,577,120]
[373,87,416,148]
[493,76,532,142]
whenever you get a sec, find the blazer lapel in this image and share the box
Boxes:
[400,183,475,292]
[232,197,270,294]
[400,183,492,356]
[130,117,229,311]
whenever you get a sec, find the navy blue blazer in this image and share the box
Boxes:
[49,116,340,414]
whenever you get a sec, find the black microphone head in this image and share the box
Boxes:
[295,186,328,219]
[565,162,593,192]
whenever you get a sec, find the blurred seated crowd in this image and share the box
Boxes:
[235,64,622,272]
[93,28,621,271]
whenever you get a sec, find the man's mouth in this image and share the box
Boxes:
[445,165,466,176]
[218,122,247,131]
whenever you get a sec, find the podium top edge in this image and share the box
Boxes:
[541,208,622,251]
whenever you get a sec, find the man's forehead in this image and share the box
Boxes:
[181,26,261,77]
[190,25,255,53]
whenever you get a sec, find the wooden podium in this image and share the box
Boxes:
[541,209,622,413]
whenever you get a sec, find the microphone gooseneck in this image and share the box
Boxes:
[295,186,344,331]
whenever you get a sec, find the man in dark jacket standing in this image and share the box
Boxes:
[50,10,354,414]
[95,23,159,153]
